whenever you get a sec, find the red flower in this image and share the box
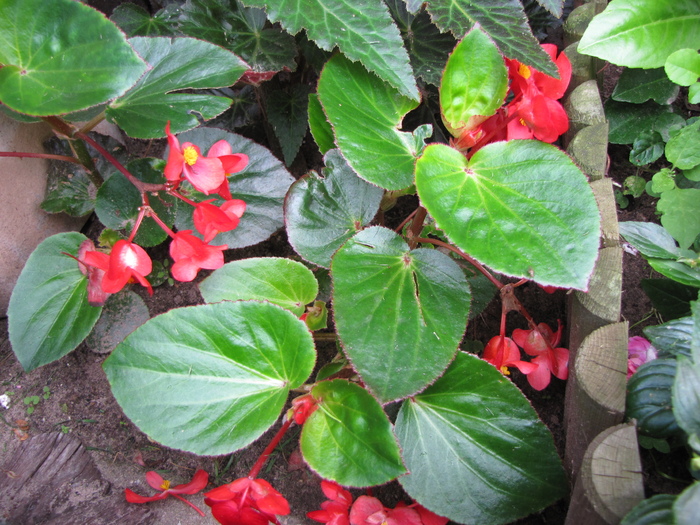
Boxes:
[204,477,290,525]
[308,480,352,525]
[482,335,537,376]
[512,322,569,390]
[192,199,246,243]
[83,239,152,295]
[75,239,110,306]
[125,469,208,516]
[350,496,423,525]
[291,394,319,425]
[164,122,248,195]
[169,230,226,282]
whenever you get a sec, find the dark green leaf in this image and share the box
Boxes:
[629,130,665,166]
[673,358,700,438]
[85,290,150,354]
[0,0,147,115]
[621,494,676,525]
[265,83,311,166]
[300,380,406,486]
[645,317,693,359]
[110,3,178,37]
[103,301,316,455]
[642,279,697,320]
[675,482,700,525]
[605,100,675,145]
[627,358,681,439]
[41,170,94,217]
[285,149,384,268]
[332,227,471,403]
[396,352,567,523]
[612,68,680,105]
[648,258,700,288]
[8,233,102,371]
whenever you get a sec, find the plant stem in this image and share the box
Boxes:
[171,493,205,516]
[68,138,104,188]
[0,151,82,165]
[407,207,427,249]
[247,418,293,479]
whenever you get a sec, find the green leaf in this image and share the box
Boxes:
[199,257,318,316]
[641,279,696,320]
[106,36,248,139]
[440,27,508,136]
[332,227,470,403]
[619,221,681,260]
[307,94,335,154]
[110,3,178,37]
[690,83,700,104]
[285,149,384,268]
[665,49,700,87]
[0,0,147,115]
[7,233,102,371]
[241,0,419,100]
[648,258,700,288]
[265,83,310,166]
[675,482,700,525]
[621,494,676,525]
[630,130,665,166]
[41,170,94,217]
[612,67,680,105]
[426,0,557,77]
[85,291,150,354]
[177,0,297,75]
[605,100,676,145]
[395,352,567,523]
[657,188,700,249]
[94,159,176,247]
[645,316,694,359]
[103,301,315,455]
[416,141,600,289]
[666,119,700,170]
[172,127,294,249]
[651,168,677,194]
[300,379,406,486]
[317,54,422,190]
[579,0,700,68]
[674,358,700,438]
[627,358,681,439]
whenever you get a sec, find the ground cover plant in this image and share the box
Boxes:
[2,0,605,523]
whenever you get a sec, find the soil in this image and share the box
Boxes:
[0,3,694,524]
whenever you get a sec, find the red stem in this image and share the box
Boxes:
[247,418,293,479]
[0,151,82,165]
[171,493,205,517]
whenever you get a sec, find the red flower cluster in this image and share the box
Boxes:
[308,481,447,525]
[483,321,569,390]
[454,44,571,152]
[204,477,290,525]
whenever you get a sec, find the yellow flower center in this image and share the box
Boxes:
[500,366,511,375]
[518,64,531,79]
[160,480,171,490]
[183,146,199,166]
[519,118,528,127]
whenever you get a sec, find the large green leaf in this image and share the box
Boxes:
[416,141,600,290]
[332,227,471,403]
[395,352,567,524]
[645,316,694,359]
[241,0,418,100]
[440,27,508,136]
[317,54,424,190]
[106,36,248,138]
[8,233,102,371]
[648,258,700,289]
[173,127,295,248]
[665,49,700,87]
[619,221,682,260]
[675,482,700,525]
[300,380,406,486]
[611,68,680,105]
[0,0,147,115]
[674,358,700,439]
[627,358,681,438]
[426,0,557,77]
[666,119,700,170]
[605,100,679,145]
[285,149,384,268]
[199,257,318,316]
[579,0,700,68]
[621,494,676,525]
[657,188,700,250]
[103,301,315,455]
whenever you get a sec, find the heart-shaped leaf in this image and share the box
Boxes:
[106,36,248,138]
[265,83,311,166]
[300,379,406,487]
[416,141,600,290]
[318,54,423,190]
[172,127,295,249]
[285,149,384,268]
[8,233,102,371]
[395,352,567,524]
[199,257,318,316]
[0,0,147,115]
[103,301,316,455]
[332,226,471,403]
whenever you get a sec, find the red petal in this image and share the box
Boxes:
[526,356,551,390]
[184,156,226,194]
[256,493,290,516]
[218,153,249,174]
[414,504,449,525]
[349,495,384,523]
[124,488,167,503]
[552,347,569,380]
[171,469,209,494]
[222,199,247,219]
[208,139,233,158]
[204,483,238,503]
[145,471,166,490]
[164,122,184,182]
[385,507,422,525]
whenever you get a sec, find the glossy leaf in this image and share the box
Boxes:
[612,68,680,105]
[300,380,406,486]
[173,127,295,249]
[241,0,419,100]
[666,119,700,170]
[106,36,248,138]
[579,0,700,68]
[265,84,311,166]
[103,301,315,455]
[665,49,700,87]
[621,494,676,525]
[645,316,694,359]
[674,358,700,438]
[426,0,557,77]
[307,94,335,154]
[630,131,665,166]
[0,0,147,115]
[675,482,700,525]
[8,233,102,371]
[416,141,600,290]
[657,188,700,250]
[627,358,681,438]
[85,291,150,354]
[619,221,681,260]
[95,159,176,247]
[440,27,508,136]
[396,352,567,524]
[605,100,676,145]
[199,257,318,316]
[648,259,700,289]
[318,54,423,190]
[285,149,384,268]
[332,227,470,403]
[641,279,696,320]
[110,3,178,37]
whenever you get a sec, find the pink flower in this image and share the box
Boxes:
[349,496,423,525]
[512,322,569,391]
[125,469,208,516]
[204,477,290,525]
[192,199,246,243]
[482,335,538,376]
[83,239,152,295]
[169,230,226,282]
[627,336,657,378]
